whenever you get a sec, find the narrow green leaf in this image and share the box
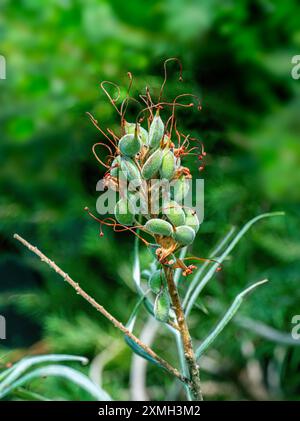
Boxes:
[235,316,300,346]
[0,365,112,401]
[185,212,284,317]
[133,233,141,288]
[12,387,52,401]
[126,294,146,331]
[133,234,155,315]
[124,296,162,368]
[0,354,88,393]
[124,337,163,368]
[183,227,236,309]
[0,365,15,383]
[195,279,269,359]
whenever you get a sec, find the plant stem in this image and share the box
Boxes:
[13,234,187,384]
[163,266,203,401]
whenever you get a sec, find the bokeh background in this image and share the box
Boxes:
[0,0,300,400]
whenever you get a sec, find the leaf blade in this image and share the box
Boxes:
[185,212,284,317]
[195,279,269,359]
[0,354,88,393]
[0,365,112,401]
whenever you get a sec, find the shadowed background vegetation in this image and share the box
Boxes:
[0,0,300,400]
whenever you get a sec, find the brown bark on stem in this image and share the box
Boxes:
[163,265,203,401]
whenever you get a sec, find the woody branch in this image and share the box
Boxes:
[163,265,203,401]
[13,233,187,384]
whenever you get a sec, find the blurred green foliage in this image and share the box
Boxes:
[0,0,300,400]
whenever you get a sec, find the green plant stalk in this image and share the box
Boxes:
[163,266,203,401]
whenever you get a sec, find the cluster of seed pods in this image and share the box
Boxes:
[90,108,203,321]
[87,63,210,321]
[108,111,200,256]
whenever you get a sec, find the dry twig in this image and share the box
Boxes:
[13,234,187,384]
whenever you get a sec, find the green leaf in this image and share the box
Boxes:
[183,227,236,308]
[133,235,155,315]
[184,212,285,317]
[11,387,51,401]
[0,365,112,401]
[0,354,88,392]
[195,279,269,359]
[235,316,300,346]
[124,296,162,368]
[124,337,163,368]
[133,232,141,289]
[125,294,146,331]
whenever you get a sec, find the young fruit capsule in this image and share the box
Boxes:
[173,225,195,245]
[154,288,171,322]
[172,175,190,202]
[163,201,186,227]
[119,133,142,157]
[114,197,135,226]
[148,270,166,294]
[160,149,176,180]
[128,190,148,215]
[141,148,163,180]
[144,218,173,237]
[184,208,200,233]
[120,157,142,184]
[124,122,148,144]
[148,111,164,149]
[110,156,120,177]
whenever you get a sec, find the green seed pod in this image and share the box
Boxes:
[124,122,148,144]
[148,111,164,148]
[119,133,142,157]
[173,225,195,245]
[127,190,148,214]
[114,198,135,226]
[110,156,120,177]
[141,149,163,180]
[184,208,200,233]
[120,157,141,184]
[163,201,186,226]
[148,270,166,294]
[144,218,173,236]
[154,288,171,322]
[173,176,190,202]
[160,149,176,180]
